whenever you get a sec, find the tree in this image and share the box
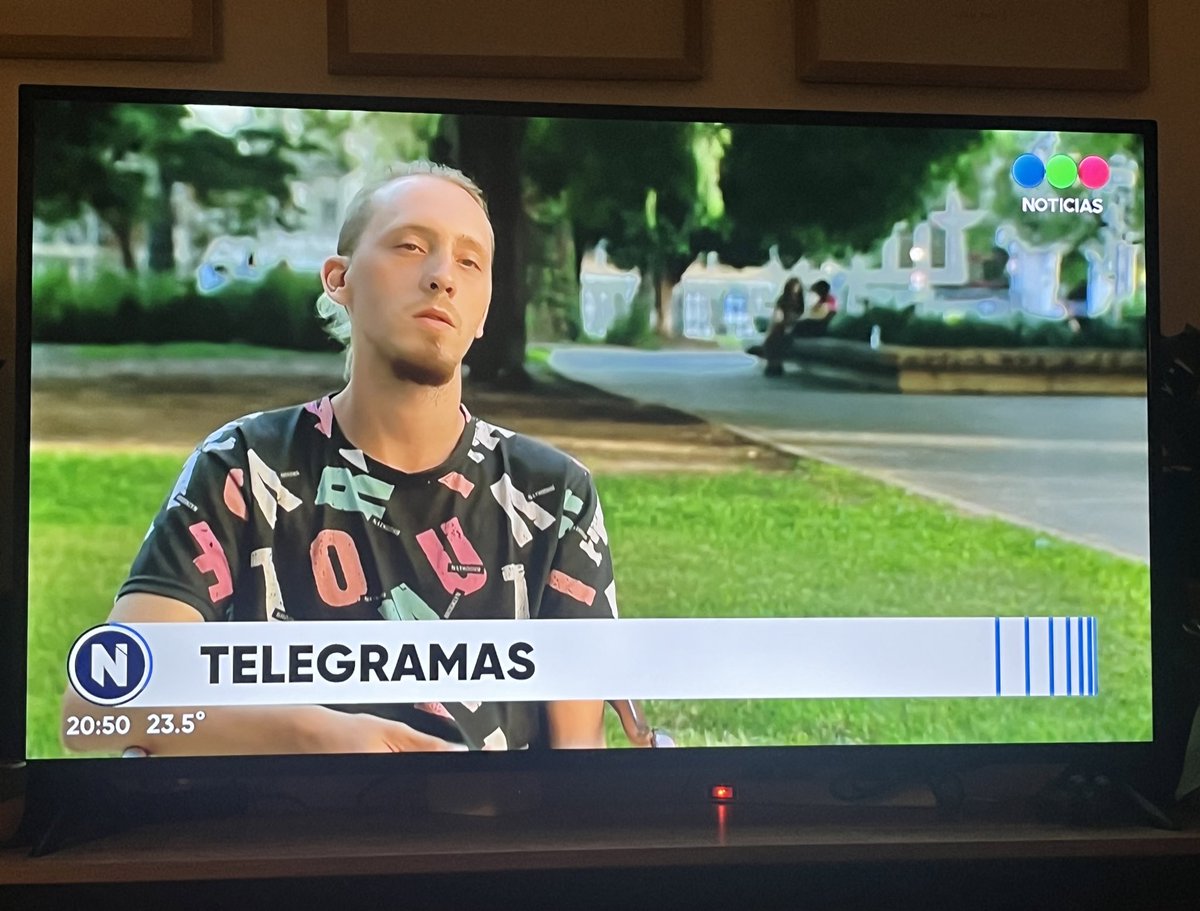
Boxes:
[33,102,148,272]
[298,108,442,174]
[932,129,1145,248]
[524,118,724,335]
[436,113,531,386]
[718,124,983,265]
[921,129,1147,299]
[33,101,300,274]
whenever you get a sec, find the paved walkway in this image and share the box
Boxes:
[549,347,1150,562]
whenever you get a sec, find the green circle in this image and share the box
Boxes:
[1045,154,1078,190]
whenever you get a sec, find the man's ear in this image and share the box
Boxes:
[474,300,491,339]
[321,255,351,305]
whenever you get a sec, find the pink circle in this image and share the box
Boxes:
[1078,155,1110,190]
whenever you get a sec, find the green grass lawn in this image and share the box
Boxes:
[26,451,1151,759]
[525,345,552,366]
[599,468,1150,749]
[65,342,556,363]
[70,342,332,361]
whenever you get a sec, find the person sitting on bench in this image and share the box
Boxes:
[791,280,838,339]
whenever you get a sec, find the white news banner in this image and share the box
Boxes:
[67,616,1100,708]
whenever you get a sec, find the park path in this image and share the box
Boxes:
[549,347,1150,562]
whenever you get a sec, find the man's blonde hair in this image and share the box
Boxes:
[316,160,489,380]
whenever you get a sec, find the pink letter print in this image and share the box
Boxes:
[310,528,369,607]
[188,521,233,602]
[416,518,488,596]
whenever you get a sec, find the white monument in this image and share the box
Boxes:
[577,159,1144,338]
[1082,152,1142,321]
[578,240,642,340]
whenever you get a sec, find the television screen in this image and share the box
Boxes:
[17,87,1154,760]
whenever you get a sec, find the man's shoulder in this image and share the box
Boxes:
[194,396,333,452]
[472,416,591,483]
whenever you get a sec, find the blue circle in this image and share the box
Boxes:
[68,625,152,705]
[1011,153,1046,189]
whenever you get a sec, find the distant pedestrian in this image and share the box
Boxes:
[762,277,805,376]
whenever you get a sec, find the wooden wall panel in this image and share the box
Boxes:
[327,0,704,80]
[0,0,215,62]
[796,0,1148,91]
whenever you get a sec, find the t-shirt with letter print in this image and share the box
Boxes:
[119,394,618,751]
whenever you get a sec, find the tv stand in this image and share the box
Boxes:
[424,771,543,817]
[24,767,553,856]
[1031,766,1178,830]
[4,783,1199,911]
[25,775,253,858]
[826,767,967,817]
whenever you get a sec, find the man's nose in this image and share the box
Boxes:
[425,252,455,298]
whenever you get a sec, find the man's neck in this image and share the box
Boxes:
[331,368,467,474]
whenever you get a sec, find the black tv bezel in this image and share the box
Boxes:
[5,83,1177,794]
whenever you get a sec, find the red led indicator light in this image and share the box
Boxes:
[711,785,735,801]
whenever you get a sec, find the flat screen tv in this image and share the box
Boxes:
[4,84,1181,827]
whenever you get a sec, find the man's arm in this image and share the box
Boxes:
[61,592,465,756]
[536,463,622,750]
[545,700,605,749]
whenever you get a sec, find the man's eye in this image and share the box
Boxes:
[459,258,479,270]
[397,242,423,252]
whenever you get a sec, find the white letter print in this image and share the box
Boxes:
[250,547,287,620]
[247,449,303,529]
[490,474,555,547]
[502,563,530,620]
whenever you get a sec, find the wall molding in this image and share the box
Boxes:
[795,0,1148,91]
[327,0,705,80]
[0,0,216,62]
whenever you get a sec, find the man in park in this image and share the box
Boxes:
[62,161,617,755]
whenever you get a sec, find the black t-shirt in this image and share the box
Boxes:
[119,394,618,750]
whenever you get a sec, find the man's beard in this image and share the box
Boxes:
[389,349,458,387]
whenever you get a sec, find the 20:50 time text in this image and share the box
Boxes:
[64,712,207,736]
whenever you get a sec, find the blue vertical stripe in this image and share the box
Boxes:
[994,617,1001,696]
[1085,618,1091,695]
[1093,618,1100,695]
[1088,618,1096,696]
[1048,617,1055,696]
[1024,616,1031,696]
[1066,618,1072,696]
[1080,614,1089,696]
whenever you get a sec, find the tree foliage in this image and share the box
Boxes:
[930,129,1145,249]
[34,101,300,273]
[524,117,726,330]
[719,124,983,265]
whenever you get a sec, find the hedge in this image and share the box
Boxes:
[31,266,341,352]
[827,305,1145,350]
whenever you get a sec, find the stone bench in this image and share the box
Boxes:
[747,337,1146,395]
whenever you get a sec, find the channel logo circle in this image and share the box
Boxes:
[1011,153,1045,189]
[1078,155,1111,190]
[1011,152,1109,190]
[67,624,153,706]
[1045,154,1078,189]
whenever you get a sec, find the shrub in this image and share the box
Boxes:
[31,266,340,352]
[604,295,658,348]
[826,305,1144,350]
